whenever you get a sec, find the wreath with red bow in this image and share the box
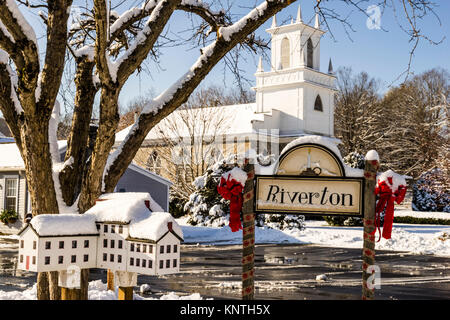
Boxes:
[217,173,245,232]
[372,174,407,241]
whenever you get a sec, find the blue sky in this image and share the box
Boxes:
[118,1,449,107]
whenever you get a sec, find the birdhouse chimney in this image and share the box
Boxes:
[167,222,173,232]
[144,200,150,210]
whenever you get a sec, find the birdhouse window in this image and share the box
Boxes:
[111,225,115,233]
[173,259,177,268]
[96,224,100,231]
[32,256,36,264]
[59,241,64,249]
[33,241,36,250]
[45,257,50,265]
[72,240,77,249]
[20,255,23,263]
[166,260,170,268]
[110,254,114,262]
[118,255,122,263]
[103,253,107,262]
[142,260,146,268]
[20,240,24,248]
[84,240,89,248]
[118,240,123,249]
[58,256,63,264]
[148,260,153,268]
[149,245,153,254]
[136,244,141,253]
[45,241,51,250]
[142,245,147,253]
[71,255,76,263]
[103,239,108,248]
[160,246,164,254]
[174,245,178,253]
[130,258,134,266]
[84,255,89,262]
[118,225,123,234]
[166,245,171,254]
[159,260,163,269]
[110,240,115,249]
[136,258,140,267]
[314,95,323,112]
[130,243,135,252]
[104,225,108,233]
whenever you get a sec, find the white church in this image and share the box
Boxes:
[115,6,337,169]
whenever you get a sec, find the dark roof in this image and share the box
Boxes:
[0,118,12,137]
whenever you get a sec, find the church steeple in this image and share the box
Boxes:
[254,9,337,137]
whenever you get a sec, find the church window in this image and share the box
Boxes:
[314,95,323,112]
[147,151,161,175]
[280,37,290,69]
[307,38,314,68]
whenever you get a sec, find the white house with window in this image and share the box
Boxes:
[17,193,183,278]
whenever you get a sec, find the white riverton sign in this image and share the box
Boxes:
[255,175,364,216]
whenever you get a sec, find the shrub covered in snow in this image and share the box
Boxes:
[412,168,450,213]
[184,157,304,231]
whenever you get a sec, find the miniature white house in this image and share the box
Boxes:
[17,193,183,279]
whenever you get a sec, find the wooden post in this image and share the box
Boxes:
[61,287,81,300]
[242,159,255,300]
[115,271,137,300]
[118,287,134,300]
[362,154,379,300]
[107,269,114,291]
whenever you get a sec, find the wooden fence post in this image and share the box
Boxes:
[362,154,379,300]
[115,271,137,300]
[242,159,255,300]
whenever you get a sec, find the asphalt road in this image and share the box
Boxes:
[1,241,449,300]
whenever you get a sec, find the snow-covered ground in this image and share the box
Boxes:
[0,208,448,300]
[177,209,450,257]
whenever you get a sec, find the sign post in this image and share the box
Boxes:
[361,157,379,300]
[242,159,255,300]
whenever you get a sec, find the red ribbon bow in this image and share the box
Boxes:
[217,174,244,232]
[372,177,406,241]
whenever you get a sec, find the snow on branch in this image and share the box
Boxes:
[1,0,37,45]
[0,50,23,114]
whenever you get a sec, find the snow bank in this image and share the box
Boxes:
[29,214,98,236]
[0,280,205,300]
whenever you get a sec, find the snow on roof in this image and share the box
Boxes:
[115,103,266,142]
[85,192,182,241]
[85,192,162,223]
[0,140,68,169]
[28,214,98,237]
[129,212,183,242]
[0,143,24,168]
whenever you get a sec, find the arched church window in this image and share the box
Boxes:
[314,95,323,112]
[147,151,161,175]
[280,37,290,69]
[307,38,313,68]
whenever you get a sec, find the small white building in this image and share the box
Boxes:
[17,193,183,278]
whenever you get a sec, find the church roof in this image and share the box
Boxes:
[115,103,271,143]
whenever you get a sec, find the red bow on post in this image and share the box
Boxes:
[217,174,244,232]
[372,175,407,241]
